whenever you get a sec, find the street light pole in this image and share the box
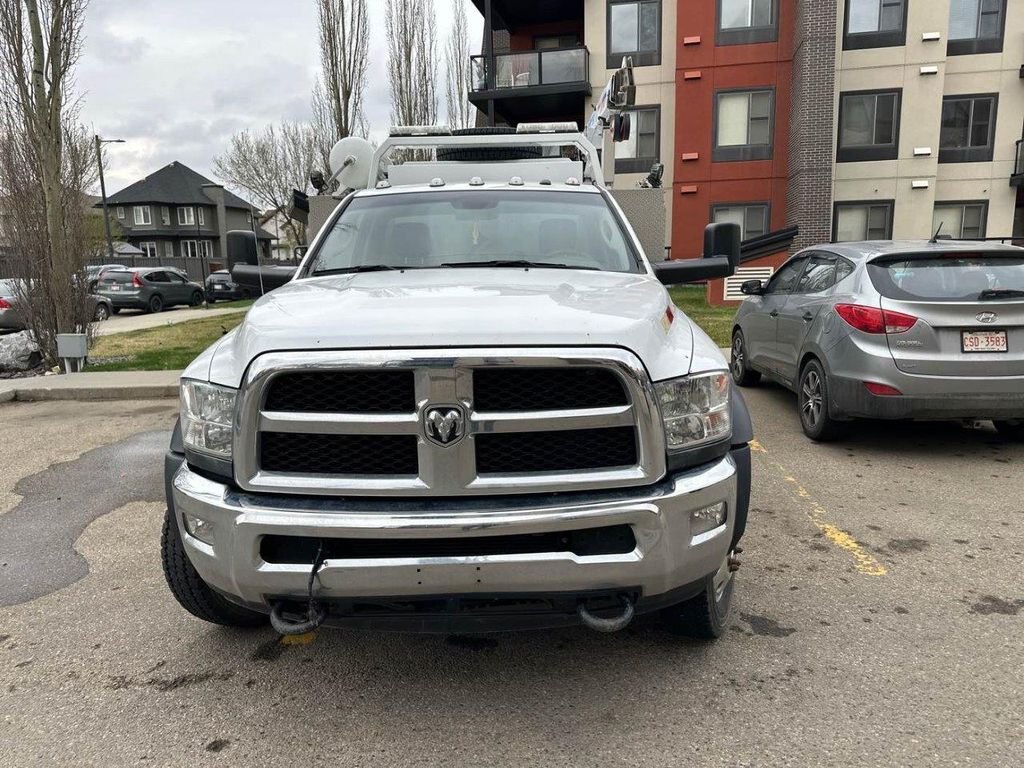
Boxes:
[94,135,125,263]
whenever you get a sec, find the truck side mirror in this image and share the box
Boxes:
[226,231,258,269]
[652,222,741,286]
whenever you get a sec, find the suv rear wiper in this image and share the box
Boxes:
[312,265,408,276]
[439,260,592,270]
[978,288,1024,300]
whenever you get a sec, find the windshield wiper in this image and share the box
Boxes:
[312,265,406,276]
[978,288,1024,300]
[438,259,592,270]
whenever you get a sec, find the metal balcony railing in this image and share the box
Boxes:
[470,46,589,92]
[1012,139,1024,187]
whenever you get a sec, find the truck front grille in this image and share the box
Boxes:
[236,349,665,497]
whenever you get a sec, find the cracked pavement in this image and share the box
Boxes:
[1,393,1022,766]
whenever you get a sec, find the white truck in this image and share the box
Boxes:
[162,125,753,639]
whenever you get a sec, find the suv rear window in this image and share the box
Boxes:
[867,253,1024,301]
[308,190,642,275]
[103,271,136,283]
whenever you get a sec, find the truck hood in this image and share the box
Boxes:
[197,269,717,387]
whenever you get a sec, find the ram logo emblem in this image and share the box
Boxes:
[424,406,466,447]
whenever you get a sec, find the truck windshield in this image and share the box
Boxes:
[307,190,642,275]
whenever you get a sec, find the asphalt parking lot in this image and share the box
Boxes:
[1,392,1022,767]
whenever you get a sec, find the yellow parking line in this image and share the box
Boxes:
[753,440,887,577]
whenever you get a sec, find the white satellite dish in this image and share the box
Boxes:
[329,136,374,190]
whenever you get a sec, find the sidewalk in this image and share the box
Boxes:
[0,370,181,403]
[94,305,247,337]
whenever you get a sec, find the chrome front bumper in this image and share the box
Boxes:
[171,456,738,613]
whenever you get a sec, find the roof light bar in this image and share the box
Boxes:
[516,122,579,134]
[389,125,452,137]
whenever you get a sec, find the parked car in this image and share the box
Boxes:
[204,270,246,302]
[91,294,114,322]
[731,240,1024,441]
[0,279,25,331]
[86,264,124,292]
[95,267,205,314]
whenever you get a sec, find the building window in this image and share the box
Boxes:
[607,0,661,68]
[132,206,151,226]
[165,241,175,258]
[933,202,988,239]
[844,0,907,49]
[940,95,997,163]
[615,106,660,174]
[837,90,901,162]
[116,207,124,220]
[177,207,195,226]
[199,241,213,259]
[718,0,777,45]
[712,203,770,241]
[140,241,158,258]
[833,201,894,242]
[182,240,199,258]
[197,207,205,226]
[161,206,170,226]
[713,89,774,162]
[948,0,1006,56]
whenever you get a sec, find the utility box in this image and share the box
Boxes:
[56,333,88,373]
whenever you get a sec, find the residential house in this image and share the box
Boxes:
[100,162,274,268]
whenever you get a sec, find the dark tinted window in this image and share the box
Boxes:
[838,91,901,162]
[940,95,997,163]
[835,259,855,284]
[145,271,169,283]
[765,257,807,294]
[104,271,135,284]
[796,255,839,293]
[867,254,1024,301]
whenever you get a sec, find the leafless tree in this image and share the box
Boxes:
[212,122,319,245]
[444,0,473,130]
[312,0,369,178]
[0,0,96,365]
[386,0,438,129]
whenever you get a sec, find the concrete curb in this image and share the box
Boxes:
[0,370,181,403]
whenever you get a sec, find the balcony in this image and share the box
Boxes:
[1012,139,1024,187]
[469,46,591,124]
[469,0,583,27]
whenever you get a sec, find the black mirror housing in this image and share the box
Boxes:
[653,222,741,286]
[740,279,763,295]
[226,231,259,269]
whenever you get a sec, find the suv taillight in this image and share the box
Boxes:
[835,304,917,335]
[132,273,144,288]
[0,298,10,309]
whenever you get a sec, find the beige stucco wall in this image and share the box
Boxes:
[585,0,676,252]
[833,0,1023,240]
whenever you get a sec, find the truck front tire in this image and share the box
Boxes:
[661,563,735,639]
[160,508,266,627]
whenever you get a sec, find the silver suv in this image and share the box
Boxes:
[731,241,1024,440]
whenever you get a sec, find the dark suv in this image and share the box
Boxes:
[96,268,205,314]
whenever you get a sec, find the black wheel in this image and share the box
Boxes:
[111,307,121,315]
[731,330,761,387]
[161,508,266,627]
[147,294,163,314]
[190,290,204,307]
[93,303,110,322]
[662,557,735,640]
[436,126,545,162]
[798,359,847,441]
[994,420,1024,441]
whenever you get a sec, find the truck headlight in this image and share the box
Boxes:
[181,379,236,458]
[655,371,731,451]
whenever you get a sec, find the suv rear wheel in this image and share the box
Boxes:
[798,359,847,441]
[147,294,163,313]
[661,555,735,639]
[161,508,266,627]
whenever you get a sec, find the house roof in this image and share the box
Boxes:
[103,161,258,211]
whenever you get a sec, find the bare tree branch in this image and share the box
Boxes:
[444,0,473,130]
[386,0,437,128]
[212,122,319,245]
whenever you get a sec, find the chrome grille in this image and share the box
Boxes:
[234,348,665,497]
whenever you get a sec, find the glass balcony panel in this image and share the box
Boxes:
[541,48,586,84]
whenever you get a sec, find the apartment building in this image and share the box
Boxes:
[467,0,676,254]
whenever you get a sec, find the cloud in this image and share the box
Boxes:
[78,0,483,194]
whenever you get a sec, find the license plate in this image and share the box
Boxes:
[216,285,226,290]
[962,329,1008,353]
[108,284,120,292]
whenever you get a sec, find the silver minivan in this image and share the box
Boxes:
[731,241,1024,440]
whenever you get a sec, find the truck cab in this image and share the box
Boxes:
[162,125,753,639]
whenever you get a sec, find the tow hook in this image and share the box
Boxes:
[728,546,743,573]
[577,595,635,633]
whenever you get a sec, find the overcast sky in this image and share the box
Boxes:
[78,0,482,195]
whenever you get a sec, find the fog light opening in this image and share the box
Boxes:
[183,512,215,546]
[691,501,728,542]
